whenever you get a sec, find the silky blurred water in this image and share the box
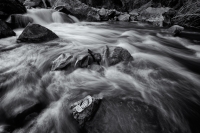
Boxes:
[0,9,200,133]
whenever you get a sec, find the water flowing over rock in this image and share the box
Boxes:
[17,23,59,43]
[0,20,16,39]
[0,0,26,19]
[8,14,34,28]
[52,12,74,23]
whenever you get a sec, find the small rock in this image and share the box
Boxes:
[0,20,16,39]
[71,96,101,128]
[75,55,94,68]
[109,47,133,66]
[17,23,59,43]
[51,53,73,71]
[99,8,106,17]
[118,13,130,22]
[88,49,101,65]
[166,25,184,36]
[129,10,139,16]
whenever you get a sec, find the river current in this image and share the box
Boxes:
[0,9,200,133]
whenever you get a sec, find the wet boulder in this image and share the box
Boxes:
[71,96,101,128]
[0,0,26,19]
[0,20,16,39]
[78,98,162,133]
[117,13,130,22]
[17,23,59,43]
[75,54,95,68]
[102,46,133,66]
[51,53,73,71]
[75,49,102,68]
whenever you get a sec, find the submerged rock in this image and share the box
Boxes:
[17,23,59,43]
[71,96,101,128]
[51,53,73,71]
[0,20,16,39]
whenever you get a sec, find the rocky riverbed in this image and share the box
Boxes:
[0,1,200,133]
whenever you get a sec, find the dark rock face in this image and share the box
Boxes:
[0,20,16,39]
[71,96,101,128]
[81,98,162,133]
[17,23,59,43]
[0,0,26,19]
[172,2,200,29]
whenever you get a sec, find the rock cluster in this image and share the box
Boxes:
[51,46,133,73]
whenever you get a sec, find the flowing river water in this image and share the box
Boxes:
[0,9,200,133]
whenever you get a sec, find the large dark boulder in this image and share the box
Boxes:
[72,97,162,133]
[17,23,59,43]
[0,0,26,19]
[0,20,16,39]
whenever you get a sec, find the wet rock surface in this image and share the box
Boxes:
[74,98,162,133]
[71,96,101,128]
[0,20,16,39]
[108,46,134,66]
[17,23,59,43]
[51,53,73,71]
